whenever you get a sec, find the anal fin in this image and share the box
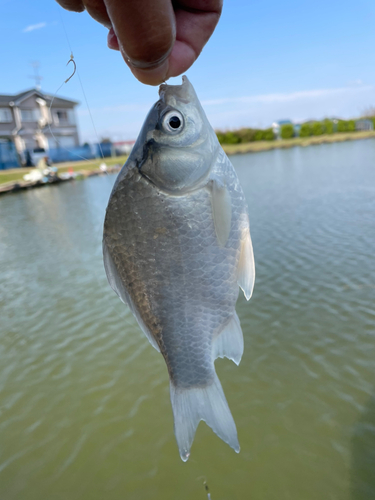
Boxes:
[213,313,244,365]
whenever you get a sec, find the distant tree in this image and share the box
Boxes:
[263,128,275,141]
[324,120,334,134]
[280,124,294,139]
[254,130,264,141]
[337,120,347,132]
[237,128,256,143]
[347,119,356,132]
[223,131,241,144]
[312,121,324,136]
[299,123,312,137]
[216,131,225,144]
[101,137,112,143]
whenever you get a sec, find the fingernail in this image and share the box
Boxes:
[126,50,170,70]
[127,58,170,86]
[107,27,119,51]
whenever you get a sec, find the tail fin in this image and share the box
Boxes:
[170,374,240,461]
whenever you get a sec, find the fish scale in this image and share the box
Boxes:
[103,76,255,461]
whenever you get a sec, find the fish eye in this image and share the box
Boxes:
[169,116,181,129]
[162,110,184,134]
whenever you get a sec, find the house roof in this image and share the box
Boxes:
[113,140,136,145]
[0,88,79,107]
[276,120,293,125]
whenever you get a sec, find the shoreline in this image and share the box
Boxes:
[0,165,122,196]
[0,156,128,190]
[1,131,375,193]
[222,130,375,155]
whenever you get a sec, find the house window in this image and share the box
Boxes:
[56,110,68,123]
[21,109,39,122]
[0,108,12,122]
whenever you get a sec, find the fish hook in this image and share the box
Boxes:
[65,53,76,83]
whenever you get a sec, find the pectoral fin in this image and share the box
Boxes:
[237,226,255,300]
[211,180,232,247]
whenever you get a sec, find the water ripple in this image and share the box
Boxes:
[0,143,374,499]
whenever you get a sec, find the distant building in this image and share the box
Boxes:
[355,119,374,132]
[113,140,136,155]
[0,88,80,160]
[272,120,294,139]
[293,123,301,136]
[0,139,20,170]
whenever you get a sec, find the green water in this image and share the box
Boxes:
[1,140,375,499]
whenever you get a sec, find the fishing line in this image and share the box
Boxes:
[59,10,105,160]
[47,12,106,162]
[47,10,134,331]
[48,54,90,162]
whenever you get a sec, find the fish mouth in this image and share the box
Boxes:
[159,75,193,103]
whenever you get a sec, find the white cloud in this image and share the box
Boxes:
[202,85,374,106]
[77,102,150,117]
[348,79,364,86]
[199,84,375,131]
[76,84,375,141]
[23,22,47,33]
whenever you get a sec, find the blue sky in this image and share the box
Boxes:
[1,0,375,141]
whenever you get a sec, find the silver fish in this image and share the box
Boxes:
[103,76,255,461]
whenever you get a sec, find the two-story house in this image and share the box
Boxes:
[0,88,80,159]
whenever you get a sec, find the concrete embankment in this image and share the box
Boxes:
[1,131,375,195]
[0,165,121,196]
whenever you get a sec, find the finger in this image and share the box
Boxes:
[175,0,222,57]
[83,0,112,28]
[167,0,222,79]
[55,0,85,12]
[107,26,169,85]
[56,0,111,28]
[104,0,176,85]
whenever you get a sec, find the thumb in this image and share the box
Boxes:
[105,0,176,85]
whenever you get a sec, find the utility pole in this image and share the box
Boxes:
[28,61,43,90]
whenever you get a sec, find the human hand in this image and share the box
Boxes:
[55,0,222,85]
